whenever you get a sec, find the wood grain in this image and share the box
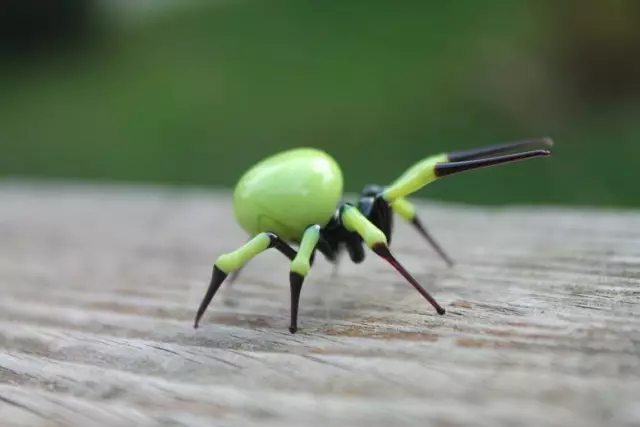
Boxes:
[0,182,638,427]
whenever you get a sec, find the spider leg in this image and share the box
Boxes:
[381,147,551,203]
[288,224,322,333]
[340,204,446,315]
[193,232,297,329]
[446,137,553,162]
[367,138,552,266]
[390,197,454,267]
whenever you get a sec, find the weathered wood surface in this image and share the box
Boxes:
[0,182,638,427]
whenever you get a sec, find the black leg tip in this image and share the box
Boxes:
[192,265,228,331]
[436,307,446,315]
[289,272,304,336]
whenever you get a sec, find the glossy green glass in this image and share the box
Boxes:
[194,138,552,334]
[233,148,343,241]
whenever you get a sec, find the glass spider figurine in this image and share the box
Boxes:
[194,137,553,333]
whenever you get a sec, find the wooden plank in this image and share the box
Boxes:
[0,182,638,427]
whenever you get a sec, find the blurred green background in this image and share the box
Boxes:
[1,0,639,207]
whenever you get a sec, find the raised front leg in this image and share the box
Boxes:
[193,232,297,329]
[288,224,321,333]
[372,138,552,267]
[381,138,552,203]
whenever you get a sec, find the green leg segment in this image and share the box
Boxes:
[381,154,448,203]
[340,205,446,315]
[215,233,273,274]
[340,204,388,249]
[288,224,321,333]
[193,232,297,329]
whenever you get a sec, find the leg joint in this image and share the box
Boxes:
[265,232,278,248]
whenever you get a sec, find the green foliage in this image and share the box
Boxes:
[1,0,638,206]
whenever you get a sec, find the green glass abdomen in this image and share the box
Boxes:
[232,148,344,241]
